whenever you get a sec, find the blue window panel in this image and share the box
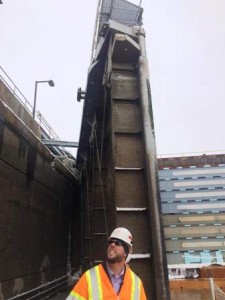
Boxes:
[216,251,224,264]
[200,250,212,264]
[184,252,201,264]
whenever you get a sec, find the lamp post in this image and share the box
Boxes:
[32,80,55,118]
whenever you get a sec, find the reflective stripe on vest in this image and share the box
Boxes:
[86,266,103,300]
[67,290,86,300]
[131,270,141,300]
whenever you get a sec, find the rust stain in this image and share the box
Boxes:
[26,142,37,185]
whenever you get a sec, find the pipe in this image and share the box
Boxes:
[209,278,216,300]
[8,275,69,300]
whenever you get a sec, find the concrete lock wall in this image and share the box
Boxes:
[0,79,40,138]
[0,100,81,299]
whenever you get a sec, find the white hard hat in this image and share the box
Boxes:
[109,227,133,248]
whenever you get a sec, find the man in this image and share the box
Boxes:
[66,227,147,300]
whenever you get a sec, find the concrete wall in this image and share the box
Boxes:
[0,79,40,138]
[0,100,81,298]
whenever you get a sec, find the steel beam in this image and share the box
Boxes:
[41,139,79,147]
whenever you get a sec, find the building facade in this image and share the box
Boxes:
[158,154,225,266]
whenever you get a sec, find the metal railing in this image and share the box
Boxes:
[37,111,60,140]
[0,67,76,161]
[7,274,70,300]
[0,66,33,114]
[0,66,59,141]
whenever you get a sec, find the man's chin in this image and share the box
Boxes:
[107,257,117,263]
[107,256,123,264]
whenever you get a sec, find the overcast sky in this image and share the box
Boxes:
[1,0,225,157]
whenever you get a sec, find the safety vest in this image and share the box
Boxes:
[66,263,147,300]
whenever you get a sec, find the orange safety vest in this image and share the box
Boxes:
[66,263,147,300]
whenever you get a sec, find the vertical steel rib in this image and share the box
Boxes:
[138,29,170,299]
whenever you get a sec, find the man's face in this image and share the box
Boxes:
[107,239,127,263]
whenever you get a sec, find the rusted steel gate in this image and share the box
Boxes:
[76,5,170,299]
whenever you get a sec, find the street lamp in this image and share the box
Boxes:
[32,80,55,118]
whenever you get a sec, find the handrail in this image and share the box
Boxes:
[0,66,33,114]
[7,274,70,300]
[37,111,60,140]
[0,66,60,141]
